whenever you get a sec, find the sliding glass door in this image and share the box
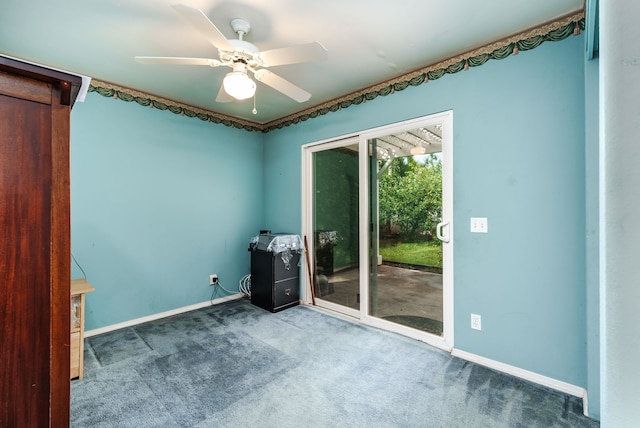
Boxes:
[303,112,453,349]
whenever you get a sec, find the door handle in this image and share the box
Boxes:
[436,221,450,243]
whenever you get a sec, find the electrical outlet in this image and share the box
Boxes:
[471,313,482,331]
[209,274,218,285]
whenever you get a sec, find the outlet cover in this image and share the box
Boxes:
[471,313,482,330]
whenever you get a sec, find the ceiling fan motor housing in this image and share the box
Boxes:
[220,39,264,68]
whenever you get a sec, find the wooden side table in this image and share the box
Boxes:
[70,279,95,379]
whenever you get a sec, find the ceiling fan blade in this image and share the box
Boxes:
[135,56,222,67]
[215,82,234,103]
[171,3,234,51]
[259,42,328,67]
[253,69,311,103]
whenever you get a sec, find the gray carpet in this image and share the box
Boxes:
[71,299,599,427]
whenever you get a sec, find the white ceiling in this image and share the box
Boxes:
[0,0,583,125]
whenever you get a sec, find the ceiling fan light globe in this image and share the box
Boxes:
[223,71,256,100]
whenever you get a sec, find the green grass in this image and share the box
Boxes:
[379,241,442,268]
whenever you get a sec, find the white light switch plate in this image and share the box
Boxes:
[470,217,488,233]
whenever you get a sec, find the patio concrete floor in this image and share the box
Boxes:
[315,263,443,335]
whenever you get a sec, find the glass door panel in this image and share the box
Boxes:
[368,126,445,337]
[312,141,360,312]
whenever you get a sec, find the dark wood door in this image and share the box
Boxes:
[0,58,80,427]
[0,89,53,427]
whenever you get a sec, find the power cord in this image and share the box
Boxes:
[72,252,87,280]
[239,274,251,298]
[209,278,238,304]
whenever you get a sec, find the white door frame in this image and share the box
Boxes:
[301,135,361,319]
[301,110,454,351]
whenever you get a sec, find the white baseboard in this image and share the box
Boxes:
[84,293,244,338]
[451,348,589,417]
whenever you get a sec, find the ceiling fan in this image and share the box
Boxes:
[135,3,328,105]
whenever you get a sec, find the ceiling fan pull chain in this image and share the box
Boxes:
[252,93,258,115]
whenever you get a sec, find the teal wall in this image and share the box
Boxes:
[70,94,263,330]
[262,35,589,389]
